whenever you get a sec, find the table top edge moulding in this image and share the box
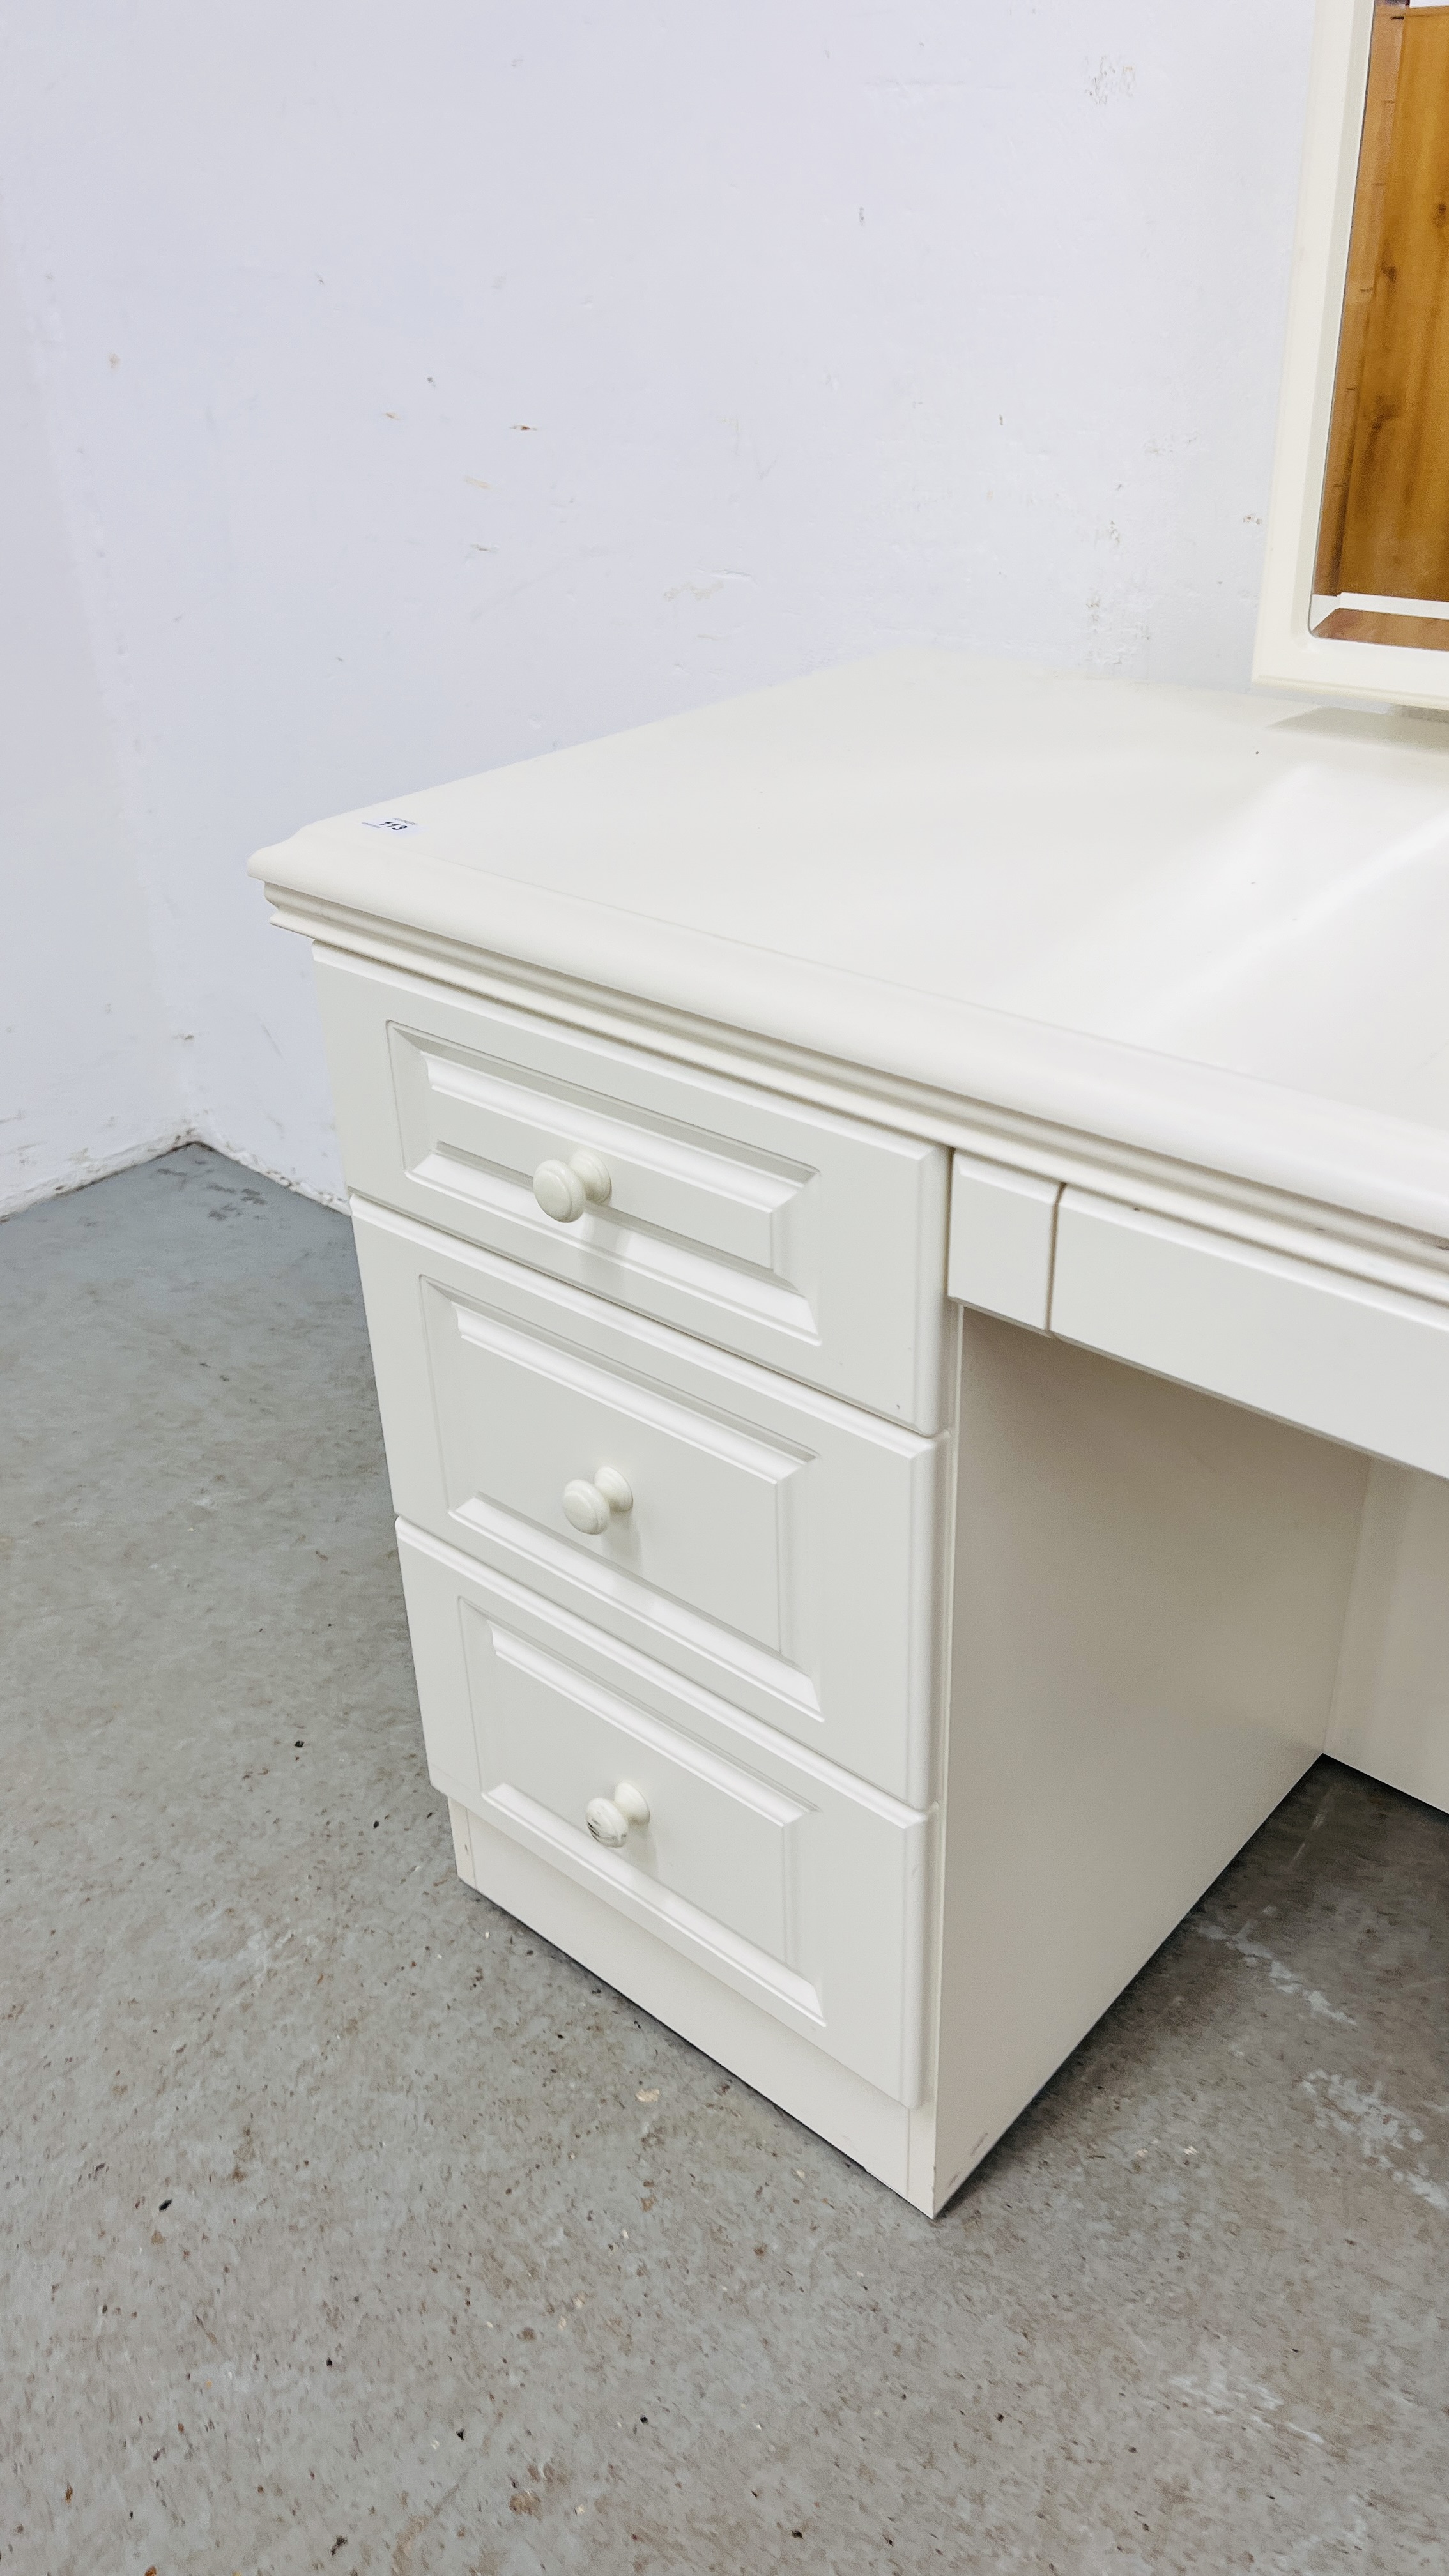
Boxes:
[252,651,1449,1265]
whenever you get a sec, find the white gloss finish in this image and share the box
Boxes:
[592,1466,634,1516]
[946,1152,1061,1331]
[562,1480,611,1537]
[354,1196,946,1809]
[312,946,950,1430]
[259,647,1449,2209]
[562,1469,632,1536]
[583,1795,627,1846]
[533,1147,613,1223]
[532,1158,586,1223]
[399,1526,931,2108]
[261,655,1449,1243]
[1051,1190,1449,1481]
[585,1782,650,1848]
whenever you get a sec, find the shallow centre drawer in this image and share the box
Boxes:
[354,1199,945,1807]
[1050,1189,1449,1480]
[399,1526,930,2106]
[314,946,949,1430]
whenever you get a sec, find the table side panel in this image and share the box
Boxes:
[930,1314,1370,2211]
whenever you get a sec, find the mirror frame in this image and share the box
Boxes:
[1255,0,1449,709]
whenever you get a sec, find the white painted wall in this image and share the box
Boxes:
[0,2,1315,1208]
[0,213,181,1215]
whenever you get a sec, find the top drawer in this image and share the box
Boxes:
[314,949,949,1429]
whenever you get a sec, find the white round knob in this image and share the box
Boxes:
[562,1478,610,1535]
[585,1781,650,1846]
[532,1148,613,1224]
[562,1468,633,1535]
[533,1158,586,1222]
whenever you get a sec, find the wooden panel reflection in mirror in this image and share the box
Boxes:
[1313,1,1449,642]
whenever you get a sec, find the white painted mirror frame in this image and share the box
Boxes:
[1255,0,1449,710]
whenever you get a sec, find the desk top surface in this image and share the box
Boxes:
[254,652,1449,1244]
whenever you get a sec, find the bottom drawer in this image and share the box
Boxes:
[398,1522,931,2106]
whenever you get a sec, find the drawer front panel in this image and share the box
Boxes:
[431,1287,804,1652]
[315,947,949,1430]
[399,1526,930,2105]
[1052,1189,1449,1478]
[355,1199,945,1807]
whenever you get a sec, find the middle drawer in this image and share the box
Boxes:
[354,1197,946,1805]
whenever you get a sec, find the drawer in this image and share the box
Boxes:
[354,1199,946,1807]
[1051,1190,1449,1478]
[397,1525,930,2105]
[315,947,949,1430]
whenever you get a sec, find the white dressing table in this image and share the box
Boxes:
[252,651,1449,2212]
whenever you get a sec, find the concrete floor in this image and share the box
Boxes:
[3,1147,1447,2576]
